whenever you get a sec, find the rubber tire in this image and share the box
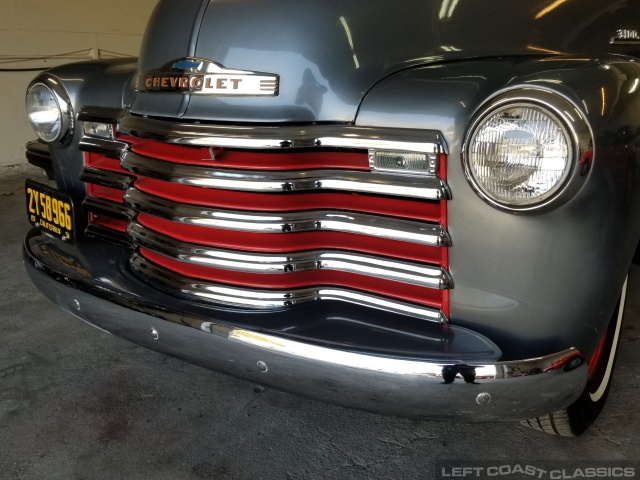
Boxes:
[521,277,628,436]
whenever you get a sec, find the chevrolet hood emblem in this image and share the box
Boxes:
[136,57,279,96]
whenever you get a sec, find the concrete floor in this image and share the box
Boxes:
[1,164,639,480]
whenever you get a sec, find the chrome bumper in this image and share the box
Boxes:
[24,229,587,421]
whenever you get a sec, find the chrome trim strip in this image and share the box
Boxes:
[80,167,134,190]
[121,151,450,200]
[83,196,134,220]
[119,115,449,154]
[131,253,447,324]
[610,38,640,45]
[79,136,129,158]
[123,188,451,247]
[128,221,452,289]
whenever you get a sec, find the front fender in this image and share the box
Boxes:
[31,58,138,204]
[356,56,640,359]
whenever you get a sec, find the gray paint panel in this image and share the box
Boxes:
[357,57,640,359]
[131,0,209,117]
[129,0,640,123]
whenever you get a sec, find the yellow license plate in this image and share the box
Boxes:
[25,179,75,242]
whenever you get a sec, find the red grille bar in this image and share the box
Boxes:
[86,184,122,203]
[85,153,128,174]
[89,214,128,232]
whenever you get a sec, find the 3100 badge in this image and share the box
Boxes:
[25,179,74,242]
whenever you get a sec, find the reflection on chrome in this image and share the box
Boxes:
[232,329,448,376]
[128,221,452,288]
[80,167,133,190]
[120,151,449,200]
[79,136,128,157]
[124,188,451,246]
[231,329,582,379]
[83,196,133,220]
[119,115,448,154]
[130,253,447,323]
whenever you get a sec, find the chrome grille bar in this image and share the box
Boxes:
[79,136,128,158]
[123,188,451,247]
[83,196,133,220]
[121,151,450,200]
[128,221,452,289]
[80,167,134,190]
[119,115,448,154]
[131,253,447,324]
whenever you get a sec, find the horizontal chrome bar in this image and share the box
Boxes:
[131,253,447,324]
[77,106,126,124]
[119,115,449,154]
[123,188,451,247]
[79,136,128,158]
[231,332,578,381]
[83,196,134,220]
[80,167,134,190]
[121,151,450,200]
[128,221,452,289]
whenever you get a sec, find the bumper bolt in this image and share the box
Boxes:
[151,328,159,340]
[476,392,491,405]
[564,356,583,371]
[257,361,268,373]
[73,300,80,311]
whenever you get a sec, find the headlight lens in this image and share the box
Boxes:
[26,78,73,144]
[26,83,63,143]
[465,103,573,208]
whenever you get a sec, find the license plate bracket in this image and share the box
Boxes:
[25,179,75,243]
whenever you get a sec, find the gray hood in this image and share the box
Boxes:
[131,0,640,123]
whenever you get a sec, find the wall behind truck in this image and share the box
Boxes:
[0,0,158,168]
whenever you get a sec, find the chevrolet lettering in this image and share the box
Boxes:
[137,58,279,96]
[22,0,640,437]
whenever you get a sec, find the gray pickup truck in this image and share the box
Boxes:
[23,0,640,436]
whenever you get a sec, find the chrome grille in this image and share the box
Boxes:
[79,113,452,324]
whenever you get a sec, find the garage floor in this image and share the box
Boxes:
[1,165,639,480]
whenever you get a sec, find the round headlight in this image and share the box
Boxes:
[26,79,72,144]
[464,100,578,210]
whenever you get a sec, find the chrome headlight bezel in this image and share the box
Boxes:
[462,88,593,213]
[26,75,74,145]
